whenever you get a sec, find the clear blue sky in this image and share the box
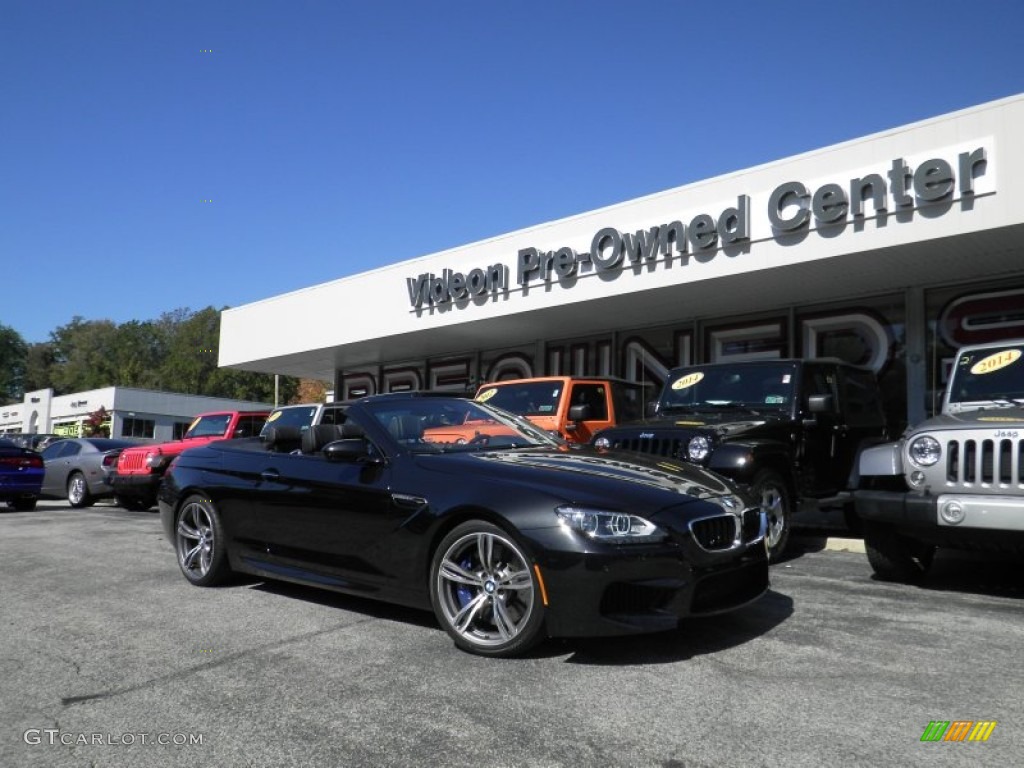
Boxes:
[2,0,1023,344]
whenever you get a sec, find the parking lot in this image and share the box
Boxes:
[2,500,1022,768]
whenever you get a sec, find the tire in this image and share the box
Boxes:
[430,520,546,657]
[67,472,94,508]
[174,495,232,587]
[863,523,936,583]
[751,469,792,562]
[9,497,37,512]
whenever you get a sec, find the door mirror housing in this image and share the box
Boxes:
[323,439,375,463]
[568,403,591,423]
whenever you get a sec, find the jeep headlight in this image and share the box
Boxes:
[556,505,665,543]
[908,436,941,467]
[145,452,168,469]
[687,435,711,462]
[593,436,611,450]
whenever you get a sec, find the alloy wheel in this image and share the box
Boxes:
[176,501,215,579]
[435,531,535,649]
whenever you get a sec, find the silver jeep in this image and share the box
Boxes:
[854,339,1024,581]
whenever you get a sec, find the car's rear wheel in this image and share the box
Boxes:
[67,472,94,508]
[863,522,935,583]
[751,469,791,562]
[430,520,545,657]
[175,495,231,587]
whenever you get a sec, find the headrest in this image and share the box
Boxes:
[261,425,303,452]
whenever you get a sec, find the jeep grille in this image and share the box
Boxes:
[944,437,1024,488]
[612,436,683,458]
[116,452,147,472]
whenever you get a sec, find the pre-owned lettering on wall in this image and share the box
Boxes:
[406,146,988,309]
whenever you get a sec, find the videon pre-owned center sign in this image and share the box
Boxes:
[406,142,993,309]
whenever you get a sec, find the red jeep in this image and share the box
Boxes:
[110,410,268,510]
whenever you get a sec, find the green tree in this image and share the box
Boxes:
[22,342,56,393]
[0,324,28,402]
[48,317,121,394]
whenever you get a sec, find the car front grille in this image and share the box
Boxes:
[612,436,683,458]
[944,437,1024,488]
[689,514,740,551]
[117,452,147,472]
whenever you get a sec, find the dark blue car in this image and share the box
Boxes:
[0,438,45,511]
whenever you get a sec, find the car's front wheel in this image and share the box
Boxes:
[751,469,791,562]
[67,472,94,508]
[174,495,231,587]
[863,522,935,583]
[430,520,546,657]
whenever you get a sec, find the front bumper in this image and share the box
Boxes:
[524,526,769,639]
[855,489,1024,553]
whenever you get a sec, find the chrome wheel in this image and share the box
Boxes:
[432,524,542,655]
[67,473,90,508]
[174,496,231,586]
[752,470,790,561]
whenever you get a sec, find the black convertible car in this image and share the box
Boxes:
[158,393,769,657]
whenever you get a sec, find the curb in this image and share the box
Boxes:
[823,537,866,554]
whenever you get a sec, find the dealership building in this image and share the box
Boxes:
[219,94,1024,432]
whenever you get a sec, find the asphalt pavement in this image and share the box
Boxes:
[1,500,1021,767]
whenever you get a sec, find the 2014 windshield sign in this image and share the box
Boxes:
[406,147,988,309]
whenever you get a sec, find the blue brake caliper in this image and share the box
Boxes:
[456,557,474,609]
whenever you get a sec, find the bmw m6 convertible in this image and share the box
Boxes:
[159,392,769,657]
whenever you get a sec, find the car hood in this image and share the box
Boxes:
[597,411,789,441]
[907,406,1024,436]
[414,445,742,509]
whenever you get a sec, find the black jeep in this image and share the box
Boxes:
[592,359,888,560]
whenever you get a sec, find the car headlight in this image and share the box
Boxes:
[593,436,611,450]
[908,436,941,467]
[145,453,168,469]
[556,505,665,543]
[687,435,711,462]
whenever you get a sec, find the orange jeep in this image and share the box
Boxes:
[473,377,651,443]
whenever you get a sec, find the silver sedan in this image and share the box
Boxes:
[40,438,140,508]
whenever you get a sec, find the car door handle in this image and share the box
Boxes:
[260,469,280,481]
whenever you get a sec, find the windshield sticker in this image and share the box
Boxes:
[266,411,282,422]
[764,395,786,404]
[476,388,497,403]
[782,375,792,384]
[551,389,560,397]
[970,349,1021,375]
[671,372,704,390]
[539,405,554,413]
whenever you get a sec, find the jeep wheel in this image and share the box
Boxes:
[863,523,935,583]
[751,470,791,562]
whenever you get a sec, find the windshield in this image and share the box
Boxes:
[362,397,562,453]
[948,344,1024,405]
[259,405,320,437]
[476,382,563,417]
[184,414,233,439]
[659,363,796,413]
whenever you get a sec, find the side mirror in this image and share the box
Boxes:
[807,394,835,414]
[568,403,591,423]
[323,439,374,463]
